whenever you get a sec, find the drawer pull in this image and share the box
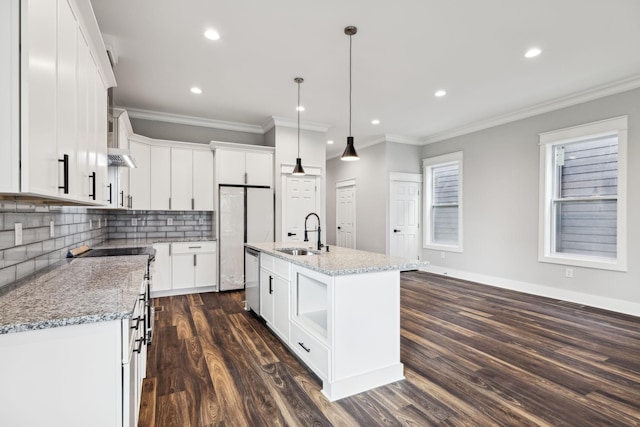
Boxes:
[133,338,144,353]
[298,342,311,353]
[188,246,202,249]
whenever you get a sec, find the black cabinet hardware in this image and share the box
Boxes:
[269,276,273,294]
[287,232,296,236]
[58,154,69,194]
[298,342,311,352]
[108,183,112,204]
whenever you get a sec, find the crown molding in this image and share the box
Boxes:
[421,74,640,145]
[263,116,331,133]
[126,108,264,134]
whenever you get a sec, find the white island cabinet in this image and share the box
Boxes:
[248,242,427,401]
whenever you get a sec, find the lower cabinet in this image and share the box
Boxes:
[0,281,148,427]
[151,241,217,297]
[259,253,290,342]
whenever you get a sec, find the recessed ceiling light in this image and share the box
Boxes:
[204,29,220,41]
[524,47,542,58]
[327,140,334,145]
[296,105,305,112]
[190,87,202,94]
[434,90,446,97]
[371,119,380,125]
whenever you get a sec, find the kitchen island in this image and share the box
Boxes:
[246,242,427,401]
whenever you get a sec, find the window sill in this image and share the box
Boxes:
[539,254,627,272]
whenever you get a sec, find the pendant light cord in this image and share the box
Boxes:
[297,81,301,157]
[349,33,352,137]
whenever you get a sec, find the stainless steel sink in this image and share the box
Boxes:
[276,247,322,256]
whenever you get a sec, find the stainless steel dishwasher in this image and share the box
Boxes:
[244,247,260,314]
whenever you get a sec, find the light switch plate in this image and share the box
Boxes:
[198,218,204,225]
[167,218,173,225]
[89,220,93,230]
[132,218,138,226]
[50,221,55,237]
[15,223,23,245]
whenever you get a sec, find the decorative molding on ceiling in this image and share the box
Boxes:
[126,108,265,134]
[421,74,640,145]
[262,116,331,133]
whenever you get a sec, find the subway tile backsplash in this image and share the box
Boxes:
[0,203,214,289]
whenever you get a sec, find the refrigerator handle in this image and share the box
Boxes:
[269,275,273,294]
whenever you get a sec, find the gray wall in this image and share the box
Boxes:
[421,87,640,307]
[326,141,422,253]
[131,118,265,146]
[106,210,214,240]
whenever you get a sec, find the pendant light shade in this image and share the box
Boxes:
[292,77,306,175]
[341,26,359,161]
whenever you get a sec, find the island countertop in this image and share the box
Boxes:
[0,255,148,335]
[246,241,427,276]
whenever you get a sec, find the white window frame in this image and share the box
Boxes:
[538,116,627,271]
[423,151,463,252]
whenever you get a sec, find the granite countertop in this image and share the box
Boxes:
[96,237,215,249]
[0,255,148,335]
[246,241,428,276]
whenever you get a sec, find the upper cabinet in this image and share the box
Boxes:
[0,0,116,205]
[212,143,274,187]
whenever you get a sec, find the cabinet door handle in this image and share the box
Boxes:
[188,246,201,249]
[298,342,311,353]
[108,183,112,204]
[269,276,273,294]
[133,337,144,353]
[393,229,401,233]
[129,195,133,209]
[58,154,69,194]
[244,172,248,184]
[169,197,172,209]
[193,254,197,266]
[89,171,96,200]
[120,191,124,207]
[192,198,195,210]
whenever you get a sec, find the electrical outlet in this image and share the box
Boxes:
[50,221,55,237]
[198,218,204,225]
[440,251,446,259]
[132,218,138,226]
[104,218,107,227]
[565,268,573,278]
[97,218,101,228]
[89,220,93,230]
[15,223,23,245]
[167,218,173,225]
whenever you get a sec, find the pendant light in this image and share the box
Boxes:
[341,26,359,161]
[292,77,306,175]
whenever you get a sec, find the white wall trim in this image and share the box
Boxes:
[126,108,264,134]
[210,140,274,153]
[263,116,331,133]
[336,178,356,188]
[421,74,640,145]
[421,265,640,317]
[389,172,422,183]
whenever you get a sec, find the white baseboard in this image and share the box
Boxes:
[419,266,640,317]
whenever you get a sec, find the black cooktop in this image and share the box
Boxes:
[74,247,153,258]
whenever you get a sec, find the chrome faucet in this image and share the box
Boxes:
[303,212,323,250]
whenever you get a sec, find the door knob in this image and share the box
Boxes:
[393,229,401,233]
[337,226,341,230]
[287,232,296,236]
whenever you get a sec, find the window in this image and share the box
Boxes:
[539,116,627,271]
[423,152,463,252]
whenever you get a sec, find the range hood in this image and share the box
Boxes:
[107,100,136,168]
[108,148,137,168]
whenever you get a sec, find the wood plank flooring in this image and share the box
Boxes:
[139,271,640,426]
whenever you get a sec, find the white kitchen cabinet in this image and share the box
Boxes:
[151,243,171,293]
[170,147,214,211]
[0,0,115,204]
[129,139,150,210]
[214,147,273,186]
[0,279,148,427]
[150,145,171,210]
[259,253,290,342]
[150,241,216,297]
[171,242,217,289]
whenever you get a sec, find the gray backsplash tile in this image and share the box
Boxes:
[0,206,215,291]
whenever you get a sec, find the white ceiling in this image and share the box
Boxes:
[90,0,640,157]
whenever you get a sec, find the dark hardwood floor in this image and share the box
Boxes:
[139,271,640,426]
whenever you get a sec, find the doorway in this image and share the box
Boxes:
[283,174,319,242]
[336,179,356,249]
[389,173,421,260]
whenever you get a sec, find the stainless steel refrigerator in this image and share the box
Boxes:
[218,185,274,291]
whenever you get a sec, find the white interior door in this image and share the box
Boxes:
[390,179,420,260]
[336,184,356,248]
[284,175,317,242]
